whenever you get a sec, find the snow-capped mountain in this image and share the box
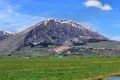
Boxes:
[0,19,108,55]
[24,19,108,45]
[0,31,15,42]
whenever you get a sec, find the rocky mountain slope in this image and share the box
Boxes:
[24,19,108,46]
[0,31,14,42]
[0,19,108,55]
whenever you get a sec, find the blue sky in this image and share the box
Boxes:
[0,0,120,40]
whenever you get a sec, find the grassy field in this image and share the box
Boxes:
[0,57,120,80]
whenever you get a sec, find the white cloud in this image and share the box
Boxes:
[84,0,101,8]
[83,0,112,11]
[101,4,112,11]
[0,0,47,32]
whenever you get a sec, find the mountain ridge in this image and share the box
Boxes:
[0,31,15,42]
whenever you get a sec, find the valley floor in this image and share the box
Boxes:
[0,57,120,80]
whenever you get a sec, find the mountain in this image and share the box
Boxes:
[24,19,108,45]
[0,31,14,42]
[0,19,108,55]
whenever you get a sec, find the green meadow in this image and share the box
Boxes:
[0,57,120,80]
